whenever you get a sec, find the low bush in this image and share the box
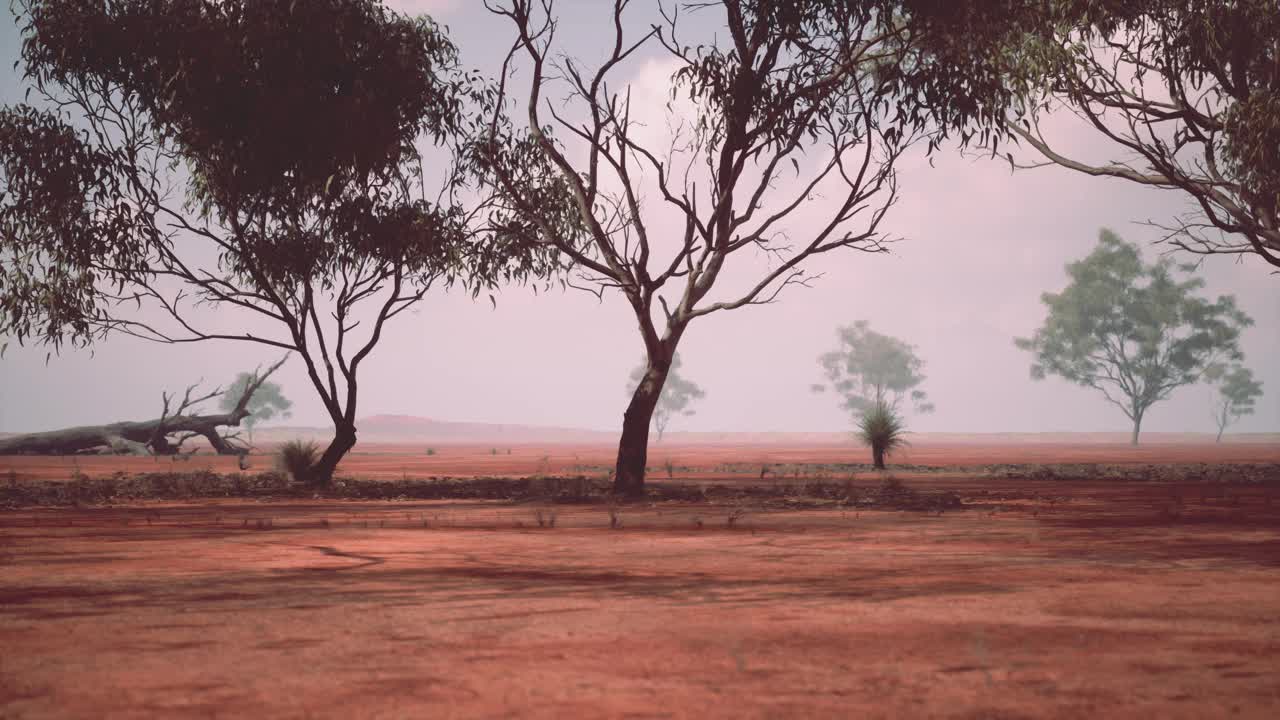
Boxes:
[278,439,320,482]
[858,402,907,470]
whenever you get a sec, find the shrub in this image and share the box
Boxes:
[278,439,320,482]
[857,401,907,470]
[426,447,436,456]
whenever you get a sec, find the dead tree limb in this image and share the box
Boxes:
[0,355,289,456]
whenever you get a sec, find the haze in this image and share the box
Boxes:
[1,1,1276,437]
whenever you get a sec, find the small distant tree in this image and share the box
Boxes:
[1205,364,1263,443]
[815,321,935,415]
[219,372,293,445]
[627,353,704,443]
[814,321,933,469]
[1016,229,1253,445]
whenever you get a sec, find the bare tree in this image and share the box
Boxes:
[479,0,924,494]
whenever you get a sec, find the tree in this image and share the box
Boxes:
[815,321,935,416]
[1016,229,1253,445]
[1205,364,1263,442]
[627,353,704,442]
[0,0,552,484]
[0,355,287,456]
[476,0,1014,495]
[986,0,1280,270]
[219,372,292,445]
[813,321,933,469]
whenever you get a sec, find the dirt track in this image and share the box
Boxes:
[6,440,1280,481]
[2,473,1279,718]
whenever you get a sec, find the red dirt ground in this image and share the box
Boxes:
[2,475,1279,718]
[5,440,1280,480]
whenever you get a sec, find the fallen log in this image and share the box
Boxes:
[0,355,288,456]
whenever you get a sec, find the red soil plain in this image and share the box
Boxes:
[2,439,1279,718]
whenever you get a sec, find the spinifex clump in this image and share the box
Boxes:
[857,402,907,471]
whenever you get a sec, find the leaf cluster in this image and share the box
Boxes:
[20,0,457,214]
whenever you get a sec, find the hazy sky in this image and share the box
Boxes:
[1,1,1276,436]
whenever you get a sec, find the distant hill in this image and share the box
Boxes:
[254,414,615,444]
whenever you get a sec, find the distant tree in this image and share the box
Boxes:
[0,1,555,484]
[814,322,932,469]
[219,372,293,444]
[627,353,705,443]
[815,321,935,417]
[1016,229,1253,445]
[1205,364,1263,443]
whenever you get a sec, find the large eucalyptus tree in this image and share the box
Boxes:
[0,0,554,481]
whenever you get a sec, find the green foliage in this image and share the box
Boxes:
[1016,229,1253,443]
[278,439,320,482]
[816,321,934,418]
[627,354,706,442]
[960,0,1280,267]
[24,0,459,209]
[857,402,907,471]
[1206,364,1264,440]
[0,0,560,350]
[672,1,1054,157]
[219,373,292,437]
[0,104,148,349]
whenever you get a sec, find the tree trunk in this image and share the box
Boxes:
[1216,426,1225,443]
[1130,412,1143,446]
[0,412,248,456]
[306,423,357,486]
[614,361,670,496]
[872,444,886,470]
